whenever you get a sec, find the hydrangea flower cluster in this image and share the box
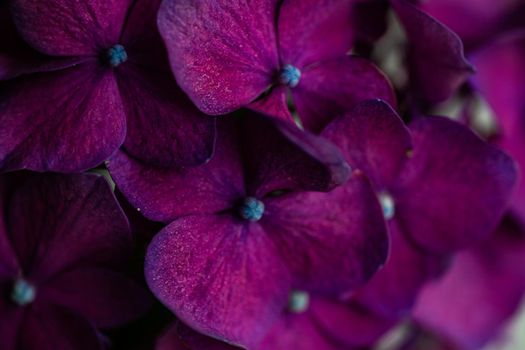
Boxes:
[0,0,523,349]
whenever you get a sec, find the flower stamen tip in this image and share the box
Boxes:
[280,64,301,88]
[239,197,265,222]
[11,278,36,306]
[106,44,128,67]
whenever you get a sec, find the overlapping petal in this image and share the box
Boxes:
[11,0,132,56]
[0,64,126,172]
[293,57,396,132]
[391,0,474,104]
[5,174,132,280]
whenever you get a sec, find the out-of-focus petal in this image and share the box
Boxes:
[391,0,474,104]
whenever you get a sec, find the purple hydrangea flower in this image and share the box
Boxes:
[0,0,215,172]
[0,173,151,350]
[412,214,525,350]
[158,0,396,131]
[321,100,517,321]
[109,112,389,348]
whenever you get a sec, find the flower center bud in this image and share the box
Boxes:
[238,197,265,222]
[279,64,301,88]
[106,44,128,67]
[378,192,395,220]
[11,278,36,306]
[288,290,309,313]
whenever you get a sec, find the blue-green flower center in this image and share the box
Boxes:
[11,278,36,306]
[106,44,128,67]
[288,290,309,313]
[379,192,395,220]
[239,197,265,222]
[280,64,301,88]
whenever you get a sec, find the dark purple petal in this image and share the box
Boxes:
[0,180,18,277]
[41,267,152,328]
[117,64,216,167]
[145,215,291,348]
[248,86,294,122]
[0,4,85,80]
[391,0,474,104]
[351,221,447,318]
[322,100,412,190]
[110,114,350,223]
[394,116,517,252]
[19,302,103,350]
[157,322,240,350]
[420,0,524,50]
[413,215,525,349]
[470,34,525,221]
[6,174,132,281]
[278,0,355,68]
[262,172,388,294]
[0,301,23,350]
[158,0,279,115]
[11,0,131,56]
[292,56,396,132]
[0,64,126,172]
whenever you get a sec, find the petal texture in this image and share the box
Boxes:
[293,57,396,132]
[0,64,126,172]
[158,0,280,115]
[11,0,132,56]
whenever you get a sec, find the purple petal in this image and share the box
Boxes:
[157,322,240,350]
[11,0,132,56]
[110,114,350,223]
[262,172,388,294]
[470,34,525,221]
[413,215,525,349]
[0,4,85,80]
[6,174,132,281]
[420,0,524,50]
[277,0,355,68]
[41,267,151,328]
[322,100,412,190]
[395,116,517,252]
[0,300,23,350]
[0,64,126,172]
[0,179,18,277]
[117,64,216,167]
[351,220,447,318]
[145,215,291,348]
[248,86,294,122]
[391,0,474,104]
[19,302,103,350]
[292,56,396,132]
[158,0,279,115]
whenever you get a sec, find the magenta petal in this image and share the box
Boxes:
[413,215,525,349]
[263,172,388,294]
[158,0,279,115]
[0,64,126,172]
[278,0,354,68]
[293,56,396,132]
[11,0,131,56]
[322,100,412,189]
[0,302,23,350]
[19,302,102,350]
[41,267,151,328]
[351,221,446,318]
[391,0,474,103]
[470,34,525,221]
[118,64,216,167]
[248,86,294,122]
[6,174,132,280]
[146,215,291,348]
[157,322,240,350]
[395,117,517,252]
[0,180,18,277]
